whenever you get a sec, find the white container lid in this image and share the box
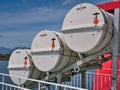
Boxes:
[8,49,33,85]
[62,3,113,54]
[31,30,66,72]
[31,30,79,72]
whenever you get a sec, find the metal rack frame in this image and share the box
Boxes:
[42,1,120,90]
[5,1,120,90]
[98,1,120,89]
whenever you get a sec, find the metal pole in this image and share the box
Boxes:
[81,71,86,88]
[38,82,41,90]
[2,75,4,90]
[111,8,120,90]
[56,74,62,90]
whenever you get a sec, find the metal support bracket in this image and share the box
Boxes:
[76,38,114,66]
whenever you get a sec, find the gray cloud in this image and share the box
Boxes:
[0,35,3,38]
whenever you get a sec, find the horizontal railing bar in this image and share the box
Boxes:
[86,72,113,77]
[0,82,30,90]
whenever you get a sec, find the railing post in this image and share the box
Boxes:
[38,82,41,90]
[18,78,21,90]
[64,87,66,90]
[81,71,86,88]
[90,74,92,90]
[55,85,58,90]
[10,87,12,90]
[2,75,4,90]
[6,85,8,90]
[56,74,62,90]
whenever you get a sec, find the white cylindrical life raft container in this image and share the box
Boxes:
[8,49,46,88]
[31,30,79,72]
[62,3,113,54]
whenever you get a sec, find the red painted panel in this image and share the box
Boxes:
[93,54,120,90]
[97,1,120,13]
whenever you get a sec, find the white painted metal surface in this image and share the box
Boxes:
[0,72,88,90]
[31,30,79,72]
[8,49,45,88]
[62,3,113,54]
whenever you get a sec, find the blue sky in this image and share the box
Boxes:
[0,0,112,48]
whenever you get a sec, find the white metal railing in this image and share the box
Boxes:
[64,71,120,90]
[0,73,87,90]
[0,71,120,90]
[0,82,30,90]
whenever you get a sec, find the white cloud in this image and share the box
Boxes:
[63,0,74,5]
[0,6,68,48]
[0,7,67,25]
